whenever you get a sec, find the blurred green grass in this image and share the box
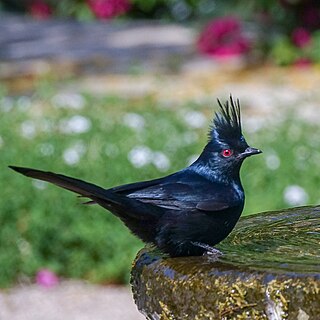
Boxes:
[1,81,319,287]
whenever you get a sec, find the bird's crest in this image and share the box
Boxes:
[210,96,242,142]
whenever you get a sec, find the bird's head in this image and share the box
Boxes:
[193,96,262,181]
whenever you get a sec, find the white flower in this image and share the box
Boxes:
[63,149,81,165]
[60,115,91,134]
[123,113,145,131]
[52,93,85,109]
[265,153,280,170]
[183,111,207,128]
[152,151,171,172]
[20,120,36,139]
[63,142,86,165]
[128,146,153,168]
[128,146,171,171]
[283,185,309,206]
[32,180,48,190]
[39,143,55,156]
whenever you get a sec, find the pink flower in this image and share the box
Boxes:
[293,57,313,68]
[36,269,59,288]
[197,16,251,58]
[29,0,52,19]
[87,0,131,19]
[292,28,311,48]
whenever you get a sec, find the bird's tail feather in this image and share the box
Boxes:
[8,166,158,221]
[9,166,109,198]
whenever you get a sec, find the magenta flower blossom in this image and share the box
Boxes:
[87,0,131,19]
[197,16,251,58]
[36,269,59,288]
[292,28,311,48]
[28,0,52,19]
[293,57,313,68]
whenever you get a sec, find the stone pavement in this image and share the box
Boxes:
[0,14,195,77]
[0,281,144,320]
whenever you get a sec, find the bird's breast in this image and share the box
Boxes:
[231,181,244,200]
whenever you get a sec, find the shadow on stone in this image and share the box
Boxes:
[131,206,320,319]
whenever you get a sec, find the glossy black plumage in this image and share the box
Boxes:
[9,97,261,257]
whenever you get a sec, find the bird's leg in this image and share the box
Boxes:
[191,241,223,257]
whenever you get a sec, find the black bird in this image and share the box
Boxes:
[9,97,261,257]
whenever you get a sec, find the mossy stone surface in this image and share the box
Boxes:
[131,206,320,319]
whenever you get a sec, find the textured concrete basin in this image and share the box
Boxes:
[131,206,320,319]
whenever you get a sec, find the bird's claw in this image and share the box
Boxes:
[191,241,223,258]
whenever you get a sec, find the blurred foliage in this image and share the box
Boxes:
[1,79,320,287]
[0,0,286,20]
[1,0,320,65]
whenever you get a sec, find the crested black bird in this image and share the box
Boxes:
[9,97,261,257]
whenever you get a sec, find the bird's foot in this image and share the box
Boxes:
[191,241,223,258]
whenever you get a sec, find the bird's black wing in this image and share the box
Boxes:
[114,171,240,212]
[110,175,173,193]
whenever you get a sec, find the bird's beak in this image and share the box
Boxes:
[239,147,262,159]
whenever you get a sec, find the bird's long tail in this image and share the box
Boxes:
[10,165,107,197]
[8,166,158,221]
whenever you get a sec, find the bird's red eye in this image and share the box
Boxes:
[222,149,233,157]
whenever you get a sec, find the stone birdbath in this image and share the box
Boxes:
[131,206,320,319]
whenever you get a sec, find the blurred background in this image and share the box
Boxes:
[2,0,320,319]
